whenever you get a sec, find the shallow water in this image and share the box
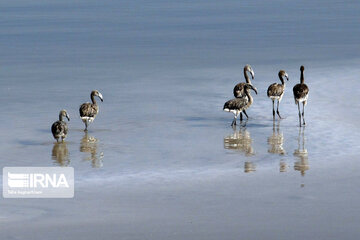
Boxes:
[1,0,360,239]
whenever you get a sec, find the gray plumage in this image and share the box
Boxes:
[233,65,255,98]
[224,83,257,126]
[79,90,103,131]
[51,109,70,142]
[267,70,289,119]
[232,64,255,121]
[293,66,309,126]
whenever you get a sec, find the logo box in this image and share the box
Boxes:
[3,167,74,198]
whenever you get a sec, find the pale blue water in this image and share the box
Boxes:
[1,1,360,239]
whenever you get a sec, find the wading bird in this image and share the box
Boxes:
[51,109,70,142]
[233,65,255,121]
[223,83,257,126]
[79,90,103,131]
[267,70,289,119]
[293,66,309,126]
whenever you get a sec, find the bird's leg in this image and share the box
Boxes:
[302,102,306,125]
[231,116,237,126]
[276,100,282,119]
[243,110,249,119]
[240,112,243,122]
[272,100,275,119]
[241,119,248,128]
[297,102,301,127]
[84,120,88,131]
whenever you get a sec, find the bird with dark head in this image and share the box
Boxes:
[233,64,255,121]
[293,66,309,126]
[79,90,103,131]
[51,109,70,142]
[267,70,289,119]
[224,83,258,126]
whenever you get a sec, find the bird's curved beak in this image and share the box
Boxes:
[66,114,70,121]
[98,93,104,102]
[285,74,289,81]
[250,70,255,79]
[252,86,258,95]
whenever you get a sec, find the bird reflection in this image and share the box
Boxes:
[293,127,309,176]
[267,121,286,155]
[52,142,70,166]
[279,161,288,172]
[80,132,103,168]
[224,126,255,156]
[244,161,256,173]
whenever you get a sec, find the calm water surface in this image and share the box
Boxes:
[1,0,360,239]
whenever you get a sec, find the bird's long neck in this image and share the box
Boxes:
[59,113,64,121]
[245,89,253,104]
[244,68,251,84]
[91,93,97,105]
[300,70,304,84]
[278,73,285,85]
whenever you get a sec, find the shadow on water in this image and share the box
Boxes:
[293,127,309,177]
[80,132,103,168]
[51,142,70,166]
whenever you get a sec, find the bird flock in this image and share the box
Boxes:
[223,65,309,127]
[51,90,103,142]
[51,65,309,142]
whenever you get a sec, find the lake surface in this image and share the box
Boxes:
[1,0,360,239]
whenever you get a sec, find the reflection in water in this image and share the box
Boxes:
[51,142,70,166]
[267,121,286,155]
[224,126,255,156]
[244,161,256,173]
[80,132,104,168]
[224,126,255,173]
[293,127,309,176]
[279,161,288,172]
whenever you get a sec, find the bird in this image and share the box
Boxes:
[223,83,257,126]
[233,64,255,121]
[267,70,289,119]
[79,90,103,131]
[51,109,70,142]
[293,66,309,126]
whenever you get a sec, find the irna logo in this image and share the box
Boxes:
[8,172,69,188]
[3,167,74,198]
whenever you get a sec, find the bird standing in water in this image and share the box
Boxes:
[51,109,70,142]
[79,90,103,131]
[223,83,258,126]
[233,64,255,121]
[267,70,289,119]
[293,66,309,126]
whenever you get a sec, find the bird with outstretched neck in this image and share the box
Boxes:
[293,66,309,126]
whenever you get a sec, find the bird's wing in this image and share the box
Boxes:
[223,98,246,110]
[51,121,66,136]
[80,103,98,117]
[267,83,284,97]
[293,84,309,99]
